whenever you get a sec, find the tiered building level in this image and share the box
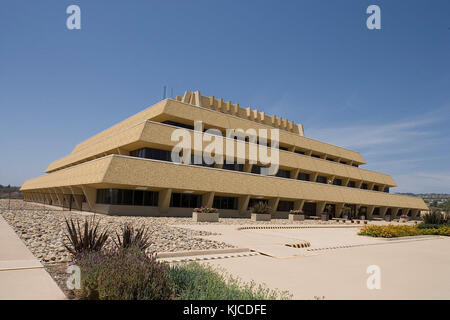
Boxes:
[21,91,427,218]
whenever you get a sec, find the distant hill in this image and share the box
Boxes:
[396,193,450,211]
[0,185,23,199]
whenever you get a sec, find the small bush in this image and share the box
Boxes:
[289,209,303,215]
[250,202,271,214]
[113,224,152,252]
[64,216,108,256]
[76,249,173,300]
[168,262,291,300]
[193,207,218,213]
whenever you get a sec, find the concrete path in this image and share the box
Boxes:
[0,215,66,300]
[204,237,450,299]
[176,223,450,299]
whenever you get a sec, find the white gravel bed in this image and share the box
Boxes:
[0,200,234,264]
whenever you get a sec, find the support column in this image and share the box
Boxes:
[355,205,361,218]
[81,185,97,212]
[48,190,58,206]
[355,181,363,189]
[316,201,326,216]
[311,172,319,183]
[53,188,64,206]
[290,168,300,180]
[238,195,250,215]
[158,188,172,214]
[391,208,400,218]
[243,163,253,173]
[343,178,350,187]
[380,207,388,218]
[411,209,420,219]
[335,203,344,217]
[268,197,280,214]
[293,199,305,211]
[202,192,215,208]
[366,206,375,220]
[70,186,84,211]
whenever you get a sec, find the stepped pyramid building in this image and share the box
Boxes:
[21,91,427,218]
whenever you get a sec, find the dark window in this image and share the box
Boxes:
[222,163,244,172]
[340,161,347,165]
[361,183,368,190]
[134,190,144,206]
[311,154,321,159]
[170,193,201,208]
[298,172,310,181]
[278,146,289,151]
[326,158,335,162]
[333,179,342,186]
[352,164,359,167]
[96,189,158,206]
[347,181,356,188]
[251,165,263,174]
[316,176,327,184]
[248,198,269,209]
[213,196,238,210]
[130,148,172,162]
[373,185,379,191]
[122,190,133,205]
[373,207,380,216]
[384,187,390,193]
[303,202,316,216]
[276,169,291,179]
[277,201,294,212]
[162,120,194,130]
[294,150,305,155]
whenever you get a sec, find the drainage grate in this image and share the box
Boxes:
[285,241,311,248]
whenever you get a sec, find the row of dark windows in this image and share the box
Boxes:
[128,147,388,192]
[158,121,359,167]
[96,189,159,206]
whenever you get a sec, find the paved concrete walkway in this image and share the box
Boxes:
[176,223,450,299]
[0,215,66,300]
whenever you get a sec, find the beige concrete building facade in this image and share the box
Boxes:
[21,91,427,218]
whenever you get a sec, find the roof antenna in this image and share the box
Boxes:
[162,85,167,100]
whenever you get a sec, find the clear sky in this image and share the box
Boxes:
[1,0,449,193]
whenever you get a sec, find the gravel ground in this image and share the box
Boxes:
[0,199,347,299]
[0,200,234,264]
[0,199,341,265]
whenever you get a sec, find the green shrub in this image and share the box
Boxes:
[250,202,271,214]
[64,216,109,256]
[76,249,173,300]
[422,210,445,225]
[417,223,447,229]
[113,224,152,251]
[168,262,291,300]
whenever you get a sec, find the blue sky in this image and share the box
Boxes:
[0,0,449,193]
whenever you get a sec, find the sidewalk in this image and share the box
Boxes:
[0,215,66,300]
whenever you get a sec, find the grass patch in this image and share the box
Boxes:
[359,224,450,238]
[168,262,292,300]
[75,250,292,300]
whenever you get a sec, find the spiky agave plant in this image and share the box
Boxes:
[250,201,271,214]
[64,216,109,256]
[113,223,152,252]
